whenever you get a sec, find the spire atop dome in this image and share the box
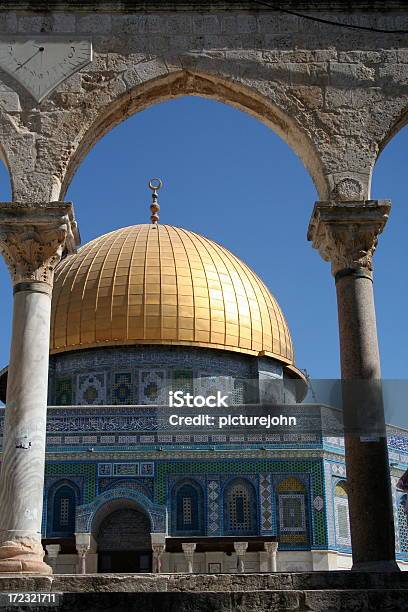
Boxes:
[148,178,163,225]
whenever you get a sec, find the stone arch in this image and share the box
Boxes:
[46,478,81,538]
[75,487,167,535]
[275,475,309,547]
[59,69,327,201]
[91,498,154,573]
[223,476,258,536]
[370,102,408,194]
[171,478,205,536]
[333,478,351,549]
[396,493,408,554]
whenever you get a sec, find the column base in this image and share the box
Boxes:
[0,539,52,575]
[352,559,400,572]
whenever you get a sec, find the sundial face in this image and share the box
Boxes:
[0,35,92,103]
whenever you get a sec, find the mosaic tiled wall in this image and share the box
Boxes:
[155,459,327,548]
[45,462,97,504]
[49,345,259,406]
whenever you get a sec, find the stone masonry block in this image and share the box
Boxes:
[329,62,375,87]
[134,59,169,83]
[236,14,258,34]
[0,91,21,112]
[77,14,112,34]
[257,13,299,34]
[52,12,76,33]
[166,15,193,36]
[18,14,52,33]
[193,15,220,35]
[0,13,17,33]
[379,63,408,85]
[220,14,237,35]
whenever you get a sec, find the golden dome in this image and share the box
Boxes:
[50,224,295,366]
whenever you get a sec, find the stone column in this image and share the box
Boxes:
[152,543,165,573]
[264,541,278,572]
[75,533,91,575]
[233,541,248,573]
[151,532,166,573]
[0,202,79,574]
[182,542,196,573]
[308,199,399,571]
[45,544,60,573]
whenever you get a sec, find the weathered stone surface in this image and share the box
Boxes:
[0,575,407,611]
[0,571,407,593]
[0,4,405,202]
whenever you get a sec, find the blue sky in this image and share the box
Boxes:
[0,95,406,380]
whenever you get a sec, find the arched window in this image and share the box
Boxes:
[276,476,308,546]
[224,478,257,536]
[49,483,78,536]
[334,480,351,548]
[174,481,204,535]
[398,494,408,553]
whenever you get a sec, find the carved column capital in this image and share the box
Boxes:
[307,200,390,277]
[264,541,278,554]
[152,543,165,573]
[182,542,196,573]
[0,202,79,289]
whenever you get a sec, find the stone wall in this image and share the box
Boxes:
[0,2,407,204]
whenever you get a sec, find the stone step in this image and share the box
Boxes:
[1,572,408,593]
[1,589,408,612]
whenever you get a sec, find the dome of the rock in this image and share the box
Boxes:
[50,223,296,369]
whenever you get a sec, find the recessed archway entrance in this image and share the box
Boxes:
[96,507,152,573]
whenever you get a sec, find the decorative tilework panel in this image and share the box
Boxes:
[334,480,351,548]
[279,495,306,532]
[140,462,154,476]
[196,374,233,405]
[98,478,154,499]
[55,378,73,406]
[77,373,106,405]
[224,478,258,536]
[207,479,221,535]
[172,369,193,394]
[113,463,139,477]
[112,372,133,405]
[98,463,112,476]
[139,370,166,404]
[45,463,96,504]
[259,474,274,534]
[398,495,408,553]
[98,462,154,477]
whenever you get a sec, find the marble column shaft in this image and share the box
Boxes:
[308,199,399,571]
[0,202,79,574]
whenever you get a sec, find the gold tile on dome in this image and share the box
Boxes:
[162,304,178,316]
[195,331,210,342]
[179,317,194,330]
[178,295,193,306]
[50,223,294,366]
[162,329,176,340]
[145,329,162,340]
[162,294,178,306]
[179,329,194,341]
[163,317,177,329]
[211,332,225,343]
[195,319,210,331]
[146,316,161,328]
[211,321,225,333]
[145,304,160,315]
[178,306,194,318]
[195,306,209,319]
[128,306,143,316]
